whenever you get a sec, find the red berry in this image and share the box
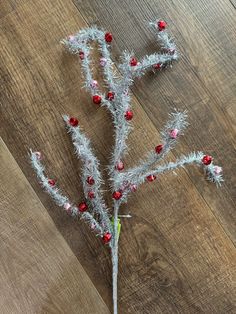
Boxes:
[87,176,95,185]
[124,110,133,121]
[116,161,124,171]
[202,155,213,166]
[107,91,115,100]
[153,63,162,70]
[78,202,88,212]
[102,232,112,244]
[130,57,138,66]
[93,95,102,105]
[48,179,56,186]
[157,20,167,31]
[79,51,84,60]
[105,32,113,43]
[88,191,95,199]
[69,117,79,127]
[112,191,122,200]
[146,175,156,182]
[155,144,163,154]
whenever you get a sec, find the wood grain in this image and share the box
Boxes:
[0,0,236,313]
[0,138,110,314]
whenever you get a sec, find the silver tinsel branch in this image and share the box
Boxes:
[63,115,112,233]
[30,150,104,235]
[30,19,223,314]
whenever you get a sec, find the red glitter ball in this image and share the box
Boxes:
[88,191,95,199]
[105,32,113,43]
[112,191,122,200]
[78,202,88,212]
[153,63,162,70]
[102,232,112,244]
[48,179,56,186]
[124,110,133,121]
[93,95,102,105]
[146,175,156,182]
[107,91,115,100]
[87,176,95,185]
[157,20,167,31]
[116,161,124,171]
[79,51,84,60]
[69,117,79,127]
[130,57,138,66]
[155,144,163,154]
[202,155,213,166]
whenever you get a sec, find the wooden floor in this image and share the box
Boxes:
[0,0,236,313]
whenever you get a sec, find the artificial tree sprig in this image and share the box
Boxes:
[114,111,222,202]
[122,152,223,199]
[62,19,178,186]
[140,152,223,187]
[118,110,188,182]
[113,152,223,205]
[30,151,104,236]
[62,27,118,115]
[111,20,178,181]
[63,115,112,233]
[30,19,223,314]
[150,20,177,51]
[118,19,178,90]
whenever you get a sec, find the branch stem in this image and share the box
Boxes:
[111,202,119,314]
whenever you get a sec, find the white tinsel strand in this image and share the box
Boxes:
[62,26,125,179]
[150,20,177,52]
[80,212,105,235]
[61,27,118,114]
[120,110,188,180]
[116,151,223,203]
[139,152,223,187]
[109,20,179,179]
[63,115,112,233]
[118,19,178,91]
[30,150,104,236]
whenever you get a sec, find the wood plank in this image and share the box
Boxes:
[0,138,110,313]
[1,0,236,313]
[0,1,114,307]
[0,0,30,19]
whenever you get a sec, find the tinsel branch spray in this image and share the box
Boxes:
[30,19,223,314]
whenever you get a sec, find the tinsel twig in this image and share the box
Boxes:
[139,151,224,186]
[30,19,223,314]
[63,115,112,233]
[30,151,104,235]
